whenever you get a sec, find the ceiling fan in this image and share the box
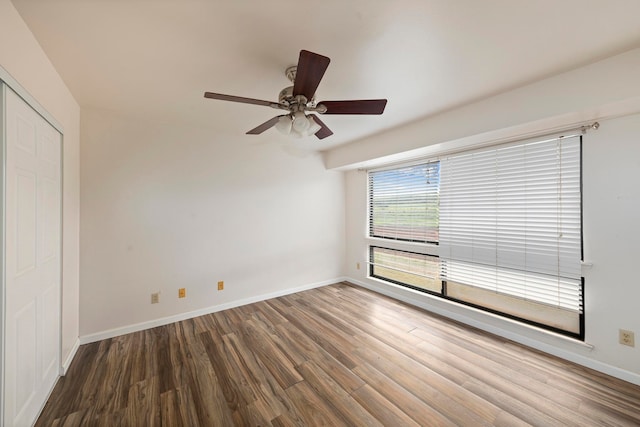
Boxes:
[204,50,387,139]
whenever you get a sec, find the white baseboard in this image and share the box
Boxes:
[347,277,640,387]
[61,337,80,375]
[79,277,346,345]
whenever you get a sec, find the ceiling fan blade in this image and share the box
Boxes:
[246,115,283,135]
[293,50,330,100]
[319,99,388,115]
[204,92,275,107]
[308,114,333,139]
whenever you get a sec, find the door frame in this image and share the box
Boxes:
[0,64,65,425]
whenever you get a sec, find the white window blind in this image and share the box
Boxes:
[439,136,582,312]
[369,162,440,243]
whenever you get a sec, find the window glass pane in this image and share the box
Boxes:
[369,162,439,243]
[370,247,441,293]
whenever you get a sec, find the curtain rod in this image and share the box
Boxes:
[358,121,600,172]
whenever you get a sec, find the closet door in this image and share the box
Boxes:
[4,88,61,426]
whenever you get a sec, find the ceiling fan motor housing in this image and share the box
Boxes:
[278,85,317,111]
[278,86,294,106]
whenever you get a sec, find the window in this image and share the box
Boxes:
[368,162,440,243]
[368,135,583,338]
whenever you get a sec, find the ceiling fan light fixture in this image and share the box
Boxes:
[275,115,293,135]
[275,113,319,138]
[292,111,310,133]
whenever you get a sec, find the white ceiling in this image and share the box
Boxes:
[11,0,640,151]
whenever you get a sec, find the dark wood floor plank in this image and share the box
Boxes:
[73,339,114,413]
[191,312,217,335]
[577,398,640,426]
[296,360,383,427]
[221,331,294,421]
[126,376,161,427]
[172,319,236,426]
[354,335,499,426]
[160,386,201,427]
[160,390,180,426]
[283,381,350,427]
[317,286,423,335]
[271,412,307,427]
[352,362,458,427]
[36,282,640,426]
[547,373,640,418]
[275,320,366,393]
[463,378,570,427]
[411,327,590,420]
[211,308,245,335]
[350,384,422,427]
[493,409,536,427]
[236,316,304,389]
[409,316,555,382]
[296,291,425,349]
[254,299,289,326]
[230,400,273,427]
[48,409,92,427]
[249,311,307,367]
[266,295,296,315]
[91,337,132,414]
[177,386,203,426]
[199,330,256,410]
[283,304,360,369]
[414,331,619,426]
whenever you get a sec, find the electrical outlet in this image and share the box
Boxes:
[356,262,361,270]
[178,288,186,298]
[151,292,160,304]
[619,329,635,347]
[217,281,224,291]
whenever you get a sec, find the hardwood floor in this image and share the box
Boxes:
[36,282,640,426]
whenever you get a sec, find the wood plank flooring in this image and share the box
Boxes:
[36,282,640,426]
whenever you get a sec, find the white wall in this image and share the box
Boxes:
[583,114,640,373]
[326,48,640,170]
[337,49,640,384]
[79,108,345,339]
[0,0,81,369]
